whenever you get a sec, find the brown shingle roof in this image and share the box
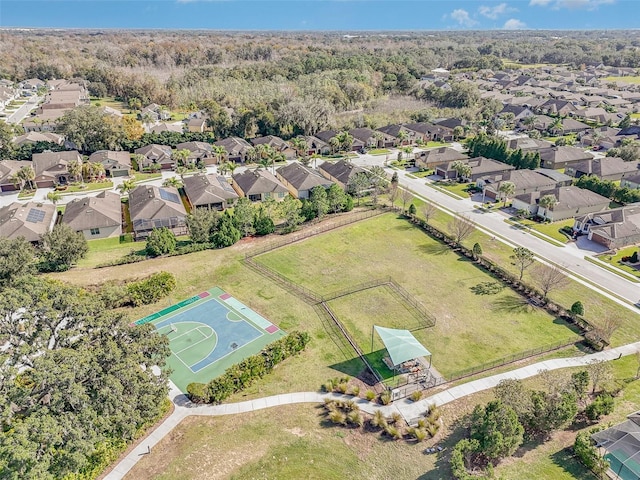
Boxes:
[276,162,333,192]
[183,173,239,207]
[0,201,57,242]
[232,169,288,196]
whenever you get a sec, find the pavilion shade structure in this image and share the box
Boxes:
[374,326,431,367]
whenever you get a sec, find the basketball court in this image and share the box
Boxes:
[136,287,285,393]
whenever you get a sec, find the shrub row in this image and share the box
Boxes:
[96,251,147,268]
[98,271,177,308]
[127,271,177,307]
[187,331,310,404]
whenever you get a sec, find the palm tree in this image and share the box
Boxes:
[522,115,537,131]
[19,165,36,190]
[289,136,308,158]
[218,162,230,176]
[549,117,564,136]
[46,191,61,205]
[175,166,188,180]
[117,179,136,196]
[396,129,409,146]
[538,194,558,219]
[172,149,191,168]
[162,176,182,189]
[336,131,354,152]
[329,136,342,154]
[68,159,83,183]
[131,153,146,172]
[498,181,516,207]
[226,161,238,176]
[91,162,105,182]
[211,145,227,165]
[450,160,472,182]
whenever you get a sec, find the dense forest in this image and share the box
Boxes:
[1,30,639,135]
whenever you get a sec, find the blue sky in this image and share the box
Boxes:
[0,0,637,30]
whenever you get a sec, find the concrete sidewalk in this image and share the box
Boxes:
[104,342,640,479]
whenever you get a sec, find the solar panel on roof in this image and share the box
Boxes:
[159,188,180,203]
[26,208,46,223]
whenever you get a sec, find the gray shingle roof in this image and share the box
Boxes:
[232,169,288,196]
[0,201,56,242]
[183,173,239,207]
[276,162,333,192]
[63,191,122,231]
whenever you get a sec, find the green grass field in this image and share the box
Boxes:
[513,218,573,244]
[256,214,580,377]
[132,172,163,183]
[368,148,392,155]
[605,76,640,84]
[436,181,472,199]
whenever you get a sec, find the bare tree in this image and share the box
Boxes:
[594,316,623,345]
[532,264,568,301]
[510,247,534,281]
[448,215,475,245]
[400,188,413,212]
[388,184,399,207]
[422,202,438,225]
[587,359,613,394]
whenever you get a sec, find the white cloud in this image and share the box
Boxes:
[450,9,478,28]
[478,3,514,19]
[503,18,527,29]
[529,0,615,9]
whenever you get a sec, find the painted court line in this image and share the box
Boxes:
[191,331,265,373]
[174,327,215,356]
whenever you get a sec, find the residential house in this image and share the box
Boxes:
[12,131,64,147]
[414,147,468,170]
[276,162,333,199]
[376,124,418,146]
[560,118,591,134]
[403,123,453,142]
[0,201,57,243]
[0,160,33,192]
[620,173,640,190]
[150,123,183,134]
[537,99,578,116]
[62,191,122,240]
[348,128,391,150]
[134,144,174,171]
[573,206,640,249]
[506,137,554,152]
[579,126,622,150]
[318,160,366,190]
[231,169,289,202]
[183,173,239,210]
[538,146,594,170]
[128,185,188,239]
[139,103,170,122]
[303,135,331,156]
[186,115,208,133]
[511,186,610,221]
[251,135,297,160]
[88,150,131,177]
[498,105,535,124]
[176,141,215,166]
[20,78,46,91]
[565,157,640,181]
[214,137,253,163]
[479,169,562,201]
[435,157,515,182]
[32,150,82,188]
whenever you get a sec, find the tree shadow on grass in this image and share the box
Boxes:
[491,295,532,313]
[550,446,595,479]
[470,281,506,296]
[418,243,450,256]
[416,414,472,480]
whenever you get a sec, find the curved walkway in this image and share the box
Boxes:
[104,341,640,480]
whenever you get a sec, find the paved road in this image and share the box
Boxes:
[5,95,42,124]
[104,341,640,480]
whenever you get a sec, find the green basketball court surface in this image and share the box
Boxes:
[136,287,285,393]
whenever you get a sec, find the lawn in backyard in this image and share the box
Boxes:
[256,213,581,377]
